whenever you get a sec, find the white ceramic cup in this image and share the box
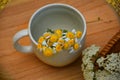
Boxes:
[13,3,86,67]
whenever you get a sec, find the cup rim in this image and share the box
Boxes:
[28,3,86,45]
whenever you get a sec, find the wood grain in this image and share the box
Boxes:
[0,0,120,80]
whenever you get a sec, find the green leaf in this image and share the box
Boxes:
[63,29,68,33]
[47,28,54,33]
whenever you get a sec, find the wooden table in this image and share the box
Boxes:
[0,0,120,80]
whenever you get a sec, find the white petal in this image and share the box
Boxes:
[72,29,76,34]
[69,48,75,54]
[42,40,47,46]
[64,38,70,41]
[46,36,50,39]
[75,38,78,42]
[62,33,67,35]
[62,36,66,39]
[53,42,58,47]
[53,48,56,54]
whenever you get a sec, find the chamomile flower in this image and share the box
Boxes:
[66,31,75,39]
[76,31,82,38]
[55,29,62,38]
[63,42,69,50]
[38,36,44,44]
[73,43,79,50]
[68,39,75,46]
[37,43,42,49]
[55,44,62,52]
[57,38,65,45]
[43,47,53,57]
[50,34,58,43]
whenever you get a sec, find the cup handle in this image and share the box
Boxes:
[13,29,33,53]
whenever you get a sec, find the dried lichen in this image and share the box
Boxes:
[0,0,9,10]
[106,0,120,15]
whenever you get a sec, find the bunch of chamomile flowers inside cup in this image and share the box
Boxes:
[37,28,82,57]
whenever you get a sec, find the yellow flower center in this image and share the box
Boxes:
[37,43,42,49]
[76,31,82,38]
[43,48,53,57]
[56,44,62,52]
[63,42,69,50]
[50,34,58,43]
[73,43,79,50]
[68,39,75,46]
[66,32,74,39]
[55,29,62,38]
[58,39,65,44]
